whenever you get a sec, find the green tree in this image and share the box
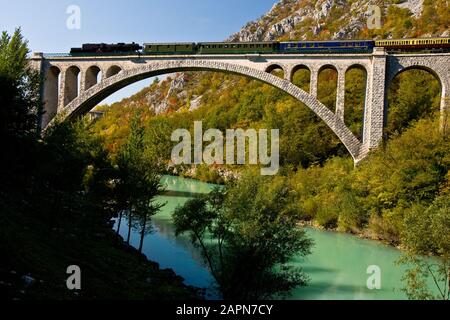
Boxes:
[0,28,40,137]
[386,69,441,138]
[116,113,163,252]
[173,170,313,299]
[400,195,450,300]
[0,28,41,199]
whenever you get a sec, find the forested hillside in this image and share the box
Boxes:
[88,0,450,298]
[0,29,198,300]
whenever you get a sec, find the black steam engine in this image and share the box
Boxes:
[70,42,142,54]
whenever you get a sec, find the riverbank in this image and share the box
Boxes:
[127,175,420,300]
[296,220,406,250]
[163,169,406,250]
[0,201,201,300]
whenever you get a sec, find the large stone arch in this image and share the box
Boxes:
[387,55,449,116]
[48,60,364,161]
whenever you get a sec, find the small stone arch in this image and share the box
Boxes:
[85,65,102,90]
[43,66,61,128]
[290,64,311,92]
[105,65,122,78]
[344,64,369,139]
[345,63,368,74]
[64,65,81,106]
[317,64,339,111]
[318,64,338,73]
[265,63,285,79]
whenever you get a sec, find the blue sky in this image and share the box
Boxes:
[0,0,277,104]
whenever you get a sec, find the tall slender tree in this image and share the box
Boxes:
[116,112,163,252]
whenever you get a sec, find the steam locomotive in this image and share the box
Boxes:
[70,42,142,54]
[69,38,450,55]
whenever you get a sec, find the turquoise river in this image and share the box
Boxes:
[117,175,421,300]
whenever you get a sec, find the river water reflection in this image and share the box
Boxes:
[117,175,414,300]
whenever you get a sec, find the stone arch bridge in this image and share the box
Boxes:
[29,49,450,163]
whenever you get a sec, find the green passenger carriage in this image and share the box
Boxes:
[197,42,278,54]
[143,43,196,54]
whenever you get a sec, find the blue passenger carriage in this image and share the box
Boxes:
[279,40,374,54]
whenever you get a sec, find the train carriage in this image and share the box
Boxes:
[279,40,374,54]
[69,37,450,57]
[197,42,278,54]
[375,38,450,52]
[143,43,196,55]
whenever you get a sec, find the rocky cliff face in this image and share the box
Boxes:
[228,0,441,42]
